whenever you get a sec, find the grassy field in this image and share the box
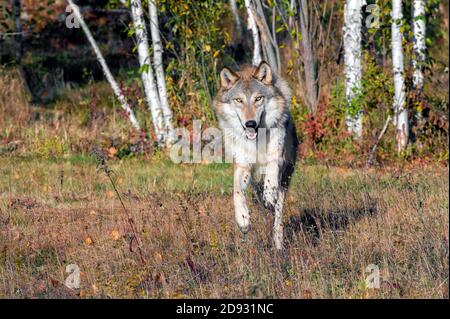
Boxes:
[0,156,448,298]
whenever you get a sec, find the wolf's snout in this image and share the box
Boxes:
[245,120,257,129]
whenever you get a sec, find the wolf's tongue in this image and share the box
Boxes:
[245,128,257,140]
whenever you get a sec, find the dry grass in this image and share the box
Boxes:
[0,158,448,299]
[0,67,448,299]
[0,67,146,159]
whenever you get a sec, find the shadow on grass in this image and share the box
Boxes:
[285,201,379,245]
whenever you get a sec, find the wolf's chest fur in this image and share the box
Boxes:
[226,127,285,175]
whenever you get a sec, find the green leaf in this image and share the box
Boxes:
[139,64,150,74]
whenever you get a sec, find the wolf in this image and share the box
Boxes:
[213,61,299,250]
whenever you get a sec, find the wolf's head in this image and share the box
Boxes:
[214,61,290,140]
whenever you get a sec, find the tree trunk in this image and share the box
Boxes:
[13,0,22,64]
[288,0,296,30]
[244,0,262,66]
[149,0,175,145]
[439,1,448,31]
[343,0,365,138]
[253,0,279,73]
[412,0,426,93]
[298,0,319,114]
[0,31,3,65]
[229,0,243,39]
[392,0,408,152]
[67,0,141,131]
[12,0,36,103]
[130,0,165,144]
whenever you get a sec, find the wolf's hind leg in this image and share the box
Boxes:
[251,180,265,207]
[234,165,251,233]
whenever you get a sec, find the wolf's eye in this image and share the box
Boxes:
[255,96,264,102]
[234,98,243,104]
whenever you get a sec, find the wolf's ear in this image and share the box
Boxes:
[220,67,240,90]
[253,61,273,84]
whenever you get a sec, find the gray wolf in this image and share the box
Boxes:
[213,61,299,250]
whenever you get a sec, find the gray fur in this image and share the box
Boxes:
[213,61,299,250]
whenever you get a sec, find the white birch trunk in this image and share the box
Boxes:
[149,0,175,144]
[299,0,318,113]
[392,0,408,152]
[288,0,296,30]
[343,0,365,138]
[67,0,141,131]
[244,0,262,65]
[229,0,242,39]
[130,0,164,143]
[254,0,279,73]
[412,0,426,92]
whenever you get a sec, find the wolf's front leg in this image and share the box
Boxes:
[273,190,285,250]
[263,159,280,211]
[233,164,251,233]
[263,128,284,211]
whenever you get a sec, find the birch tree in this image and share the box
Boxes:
[67,0,141,130]
[298,0,319,114]
[343,0,365,138]
[253,0,280,73]
[229,0,243,39]
[149,0,175,143]
[392,0,408,152]
[244,0,262,65]
[129,0,165,144]
[412,0,426,93]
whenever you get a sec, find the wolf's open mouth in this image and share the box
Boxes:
[245,128,257,140]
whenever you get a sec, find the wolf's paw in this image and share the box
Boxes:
[263,190,276,212]
[263,200,275,213]
[238,223,251,234]
[235,210,251,234]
